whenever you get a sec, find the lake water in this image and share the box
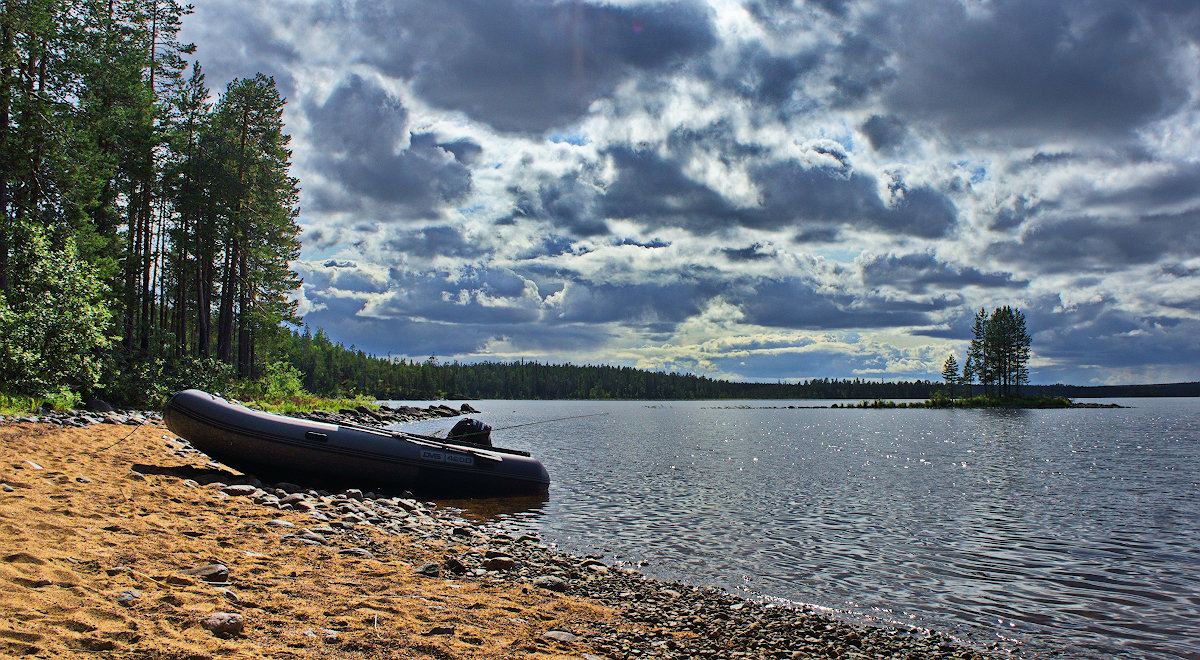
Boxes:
[387,397,1200,659]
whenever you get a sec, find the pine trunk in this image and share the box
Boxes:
[216,240,236,362]
[0,13,11,295]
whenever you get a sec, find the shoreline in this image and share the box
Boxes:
[2,420,996,659]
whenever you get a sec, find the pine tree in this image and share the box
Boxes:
[966,306,1032,397]
[209,74,301,377]
[941,353,959,396]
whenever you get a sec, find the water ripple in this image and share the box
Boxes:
[433,398,1200,660]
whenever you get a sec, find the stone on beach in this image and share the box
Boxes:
[415,562,441,577]
[200,612,244,637]
[181,563,230,583]
[534,575,569,592]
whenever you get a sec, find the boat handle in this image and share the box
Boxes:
[305,431,329,442]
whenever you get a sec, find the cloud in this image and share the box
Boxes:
[181,0,1200,385]
[883,0,1192,142]
[344,0,717,134]
[991,211,1200,273]
[860,252,1025,293]
[303,75,474,217]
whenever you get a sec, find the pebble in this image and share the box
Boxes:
[1,408,163,429]
[296,529,328,545]
[543,630,580,643]
[534,575,569,592]
[181,564,230,583]
[200,612,244,637]
[483,556,516,571]
[415,562,441,577]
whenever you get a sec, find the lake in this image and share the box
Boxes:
[387,397,1200,659]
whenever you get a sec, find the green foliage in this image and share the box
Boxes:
[0,390,82,415]
[105,355,236,408]
[243,394,378,415]
[966,306,1032,397]
[256,360,306,398]
[0,223,111,398]
[922,395,1071,409]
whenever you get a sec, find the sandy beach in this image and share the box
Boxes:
[1,419,993,659]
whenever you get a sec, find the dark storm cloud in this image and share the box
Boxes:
[524,141,959,239]
[1024,295,1200,380]
[304,75,472,216]
[382,225,487,260]
[794,227,840,243]
[733,277,950,330]
[301,300,493,358]
[366,266,539,326]
[555,280,721,325]
[1083,163,1200,211]
[1163,264,1200,278]
[860,114,907,153]
[861,253,1025,293]
[717,43,819,106]
[990,211,1200,272]
[597,147,749,233]
[753,160,957,238]
[336,0,716,134]
[883,0,1192,140]
[828,32,895,106]
[722,243,775,261]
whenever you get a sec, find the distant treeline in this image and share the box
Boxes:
[1020,382,1200,398]
[285,328,1199,401]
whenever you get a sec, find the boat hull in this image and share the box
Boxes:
[163,389,549,496]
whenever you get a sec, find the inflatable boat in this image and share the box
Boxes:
[163,389,549,496]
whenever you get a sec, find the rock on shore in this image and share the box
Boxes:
[0,400,478,430]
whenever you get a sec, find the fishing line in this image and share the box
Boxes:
[97,421,146,452]
[491,411,609,431]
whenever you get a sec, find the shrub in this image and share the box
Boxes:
[0,223,112,399]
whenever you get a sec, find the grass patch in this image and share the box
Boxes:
[241,393,379,414]
[0,390,82,415]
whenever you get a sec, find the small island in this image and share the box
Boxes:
[841,306,1124,409]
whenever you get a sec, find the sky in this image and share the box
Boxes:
[181,0,1200,385]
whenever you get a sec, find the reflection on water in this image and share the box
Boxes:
[388,398,1200,660]
[439,493,549,522]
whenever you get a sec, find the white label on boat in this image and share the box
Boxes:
[420,449,474,467]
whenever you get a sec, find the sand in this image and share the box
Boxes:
[0,421,612,659]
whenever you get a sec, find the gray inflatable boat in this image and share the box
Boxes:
[163,389,549,496]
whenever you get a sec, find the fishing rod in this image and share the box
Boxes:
[335,411,608,456]
[333,418,507,461]
[492,411,609,431]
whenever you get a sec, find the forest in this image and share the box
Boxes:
[284,326,941,401]
[0,1,301,406]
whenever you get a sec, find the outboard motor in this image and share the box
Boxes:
[448,417,492,447]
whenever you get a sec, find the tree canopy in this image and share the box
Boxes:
[1,0,301,404]
[961,306,1032,397]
